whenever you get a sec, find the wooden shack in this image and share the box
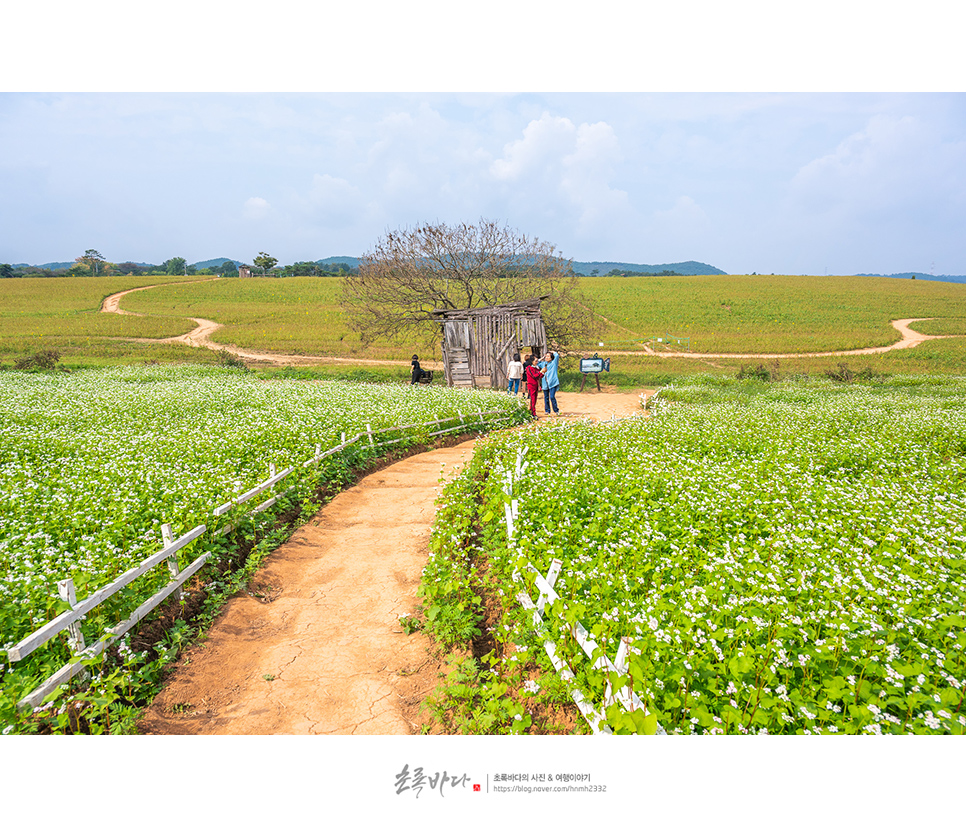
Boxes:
[432,297,548,388]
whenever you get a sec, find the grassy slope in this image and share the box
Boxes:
[581,274,966,352]
[0,275,200,361]
[121,275,408,359]
[4,273,966,380]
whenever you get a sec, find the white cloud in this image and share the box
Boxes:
[644,196,713,261]
[654,195,708,225]
[775,112,966,273]
[302,174,370,227]
[490,113,577,181]
[489,113,634,244]
[243,196,271,220]
[789,114,961,212]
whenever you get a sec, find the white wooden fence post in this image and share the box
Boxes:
[57,578,91,683]
[603,636,632,711]
[504,497,514,541]
[341,431,346,445]
[366,423,374,447]
[503,467,516,540]
[160,523,182,603]
[538,559,563,615]
[510,448,525,522]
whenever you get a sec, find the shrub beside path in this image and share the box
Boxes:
[138,390,648,735]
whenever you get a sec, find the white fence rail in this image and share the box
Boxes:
[503,448,666,735]
[6,407,522,712]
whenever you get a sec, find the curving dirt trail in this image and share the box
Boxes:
[627,318,956,359]
[136,390,648,735]
[102,282,958,366]
[101,283,432,368]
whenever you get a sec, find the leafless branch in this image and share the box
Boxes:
[341,219,596,348]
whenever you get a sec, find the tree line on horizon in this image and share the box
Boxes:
[0,250,359,279]
[1,255,687,282]
[594,268,683,277]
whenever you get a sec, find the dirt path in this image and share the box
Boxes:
[608,318,956,359]
[101,284,432,368]
[138,443,474,735]
[102,283,958,367]
[137,390,647,735]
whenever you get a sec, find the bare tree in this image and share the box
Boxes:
[342,219,594,348]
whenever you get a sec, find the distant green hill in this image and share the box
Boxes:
[316,257,723,276]
[192,258,244,269]
[315,256,361,269]
[572,260,726,276]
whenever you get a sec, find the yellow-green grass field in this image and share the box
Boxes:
[121,272,966,354]
[556,336,966,389]
[121,275,403,359]
[581,274,966,352]
[0,275,198,362]
[3,272,965,381]
[911,316,966,336]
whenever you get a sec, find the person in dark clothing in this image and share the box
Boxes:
[410,354,422,385]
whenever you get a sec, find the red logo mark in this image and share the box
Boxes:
[473,784,481,792]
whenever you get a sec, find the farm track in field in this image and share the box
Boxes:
[630,318,957,358]
[102,282,957,366]
[597,318,959,358]
[101,281,438,369]
[138,390,649,735]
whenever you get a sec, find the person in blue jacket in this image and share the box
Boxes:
[537,350,560,415]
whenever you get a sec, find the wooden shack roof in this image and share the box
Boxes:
[430,295,549,319]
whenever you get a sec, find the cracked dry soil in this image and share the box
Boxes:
[137,391,649,736]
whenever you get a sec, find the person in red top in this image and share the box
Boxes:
[523,354,544,417]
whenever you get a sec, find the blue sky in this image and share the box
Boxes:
[2,8,964,276]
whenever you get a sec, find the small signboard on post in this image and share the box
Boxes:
[579,354,610,392]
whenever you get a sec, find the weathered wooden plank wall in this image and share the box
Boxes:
[436,301,547,387]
